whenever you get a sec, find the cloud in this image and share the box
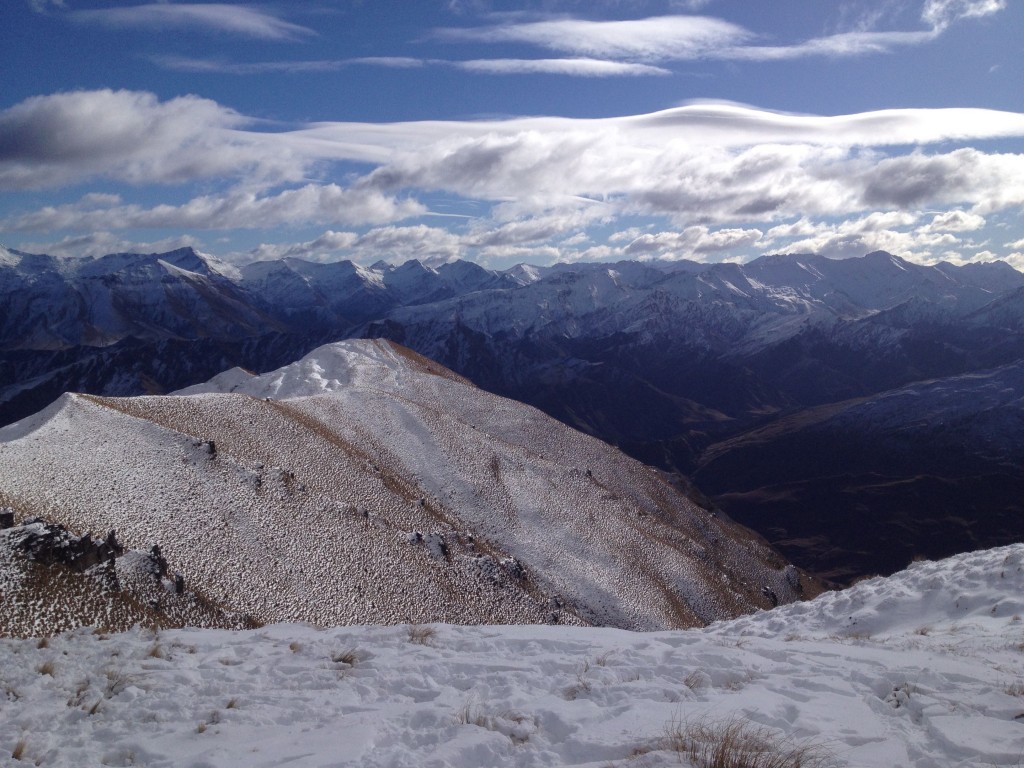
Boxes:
[921,0,1006,31]
[247,225,464,264]
[921,210,986,232]
[0,89,303,190]
[436,3,1009,65]
[721,29,938,61]
[155,55,664,78]
[436,16,751,61]
[455,58,670,76]
[3,185,426,232]
[759,210,989,262]
[622,226,764,260]
[858,149,1024,212]
[6,90,1024,195]
[72,3,314,41]
[247,230,359,262]
[154,56,427,75]
[3,90,1024,268]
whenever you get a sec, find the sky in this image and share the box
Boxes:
[1,0,1023,269]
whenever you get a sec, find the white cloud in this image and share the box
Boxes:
[0,89,302,190]
[72,3,314,41]
[760,210,994,263]
[3,90,1024,269]
[435,16,751,62]
[455,58,670,76]
[921,210,986,232]
[921,0,1006,31]
[436,3,1008,66]
[721,29,938,61]
[623,226,764,260]
[154,56,427,75]
[247,231,360,262]
[3,185,425,232]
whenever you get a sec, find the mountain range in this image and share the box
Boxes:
[3,244,1023,580]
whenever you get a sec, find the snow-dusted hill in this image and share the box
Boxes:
[0,339,808,632]
[2,544,1021,767]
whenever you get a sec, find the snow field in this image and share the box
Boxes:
[1,580,1022,768]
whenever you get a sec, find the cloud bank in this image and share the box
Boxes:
[1,89,1022,267]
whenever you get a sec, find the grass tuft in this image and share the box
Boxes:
[663,714,837,768]
[407,624,436,646]
[37,660,55,676]
[11,736,27,761]
[684,670,709,692]
[331,648,359,666]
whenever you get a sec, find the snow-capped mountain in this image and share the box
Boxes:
[0,339,812,631]
[3,244,1024,583]
[2,543,1021,767]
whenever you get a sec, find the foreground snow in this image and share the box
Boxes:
[2,545,1024,767]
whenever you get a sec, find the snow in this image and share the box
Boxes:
[2,544,1023,767]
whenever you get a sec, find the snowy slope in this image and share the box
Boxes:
[1,545,1022,767]
[0,339,807,631]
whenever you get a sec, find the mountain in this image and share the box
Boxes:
[693,359,1024,580]
[0,339,813,631]
[3,245,1024,582]
[2,543,1021,766]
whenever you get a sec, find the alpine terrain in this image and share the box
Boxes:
[3,245,1023,580]
[0,339,814,632]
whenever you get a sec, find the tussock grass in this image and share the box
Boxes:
[684,670,709,692]
[1005,681,1024,697]
[11,736,27,761]
[407,624,436,646]
[565,660,593,699]
[37,660,55,676]
[331,648,359,666]
[663,714,837,768]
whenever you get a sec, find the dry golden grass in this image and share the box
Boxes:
[663,714,837,768]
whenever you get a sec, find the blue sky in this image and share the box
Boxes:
[1,0,1023,268]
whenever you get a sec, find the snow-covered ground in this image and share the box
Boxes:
[2,544,1022,767]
